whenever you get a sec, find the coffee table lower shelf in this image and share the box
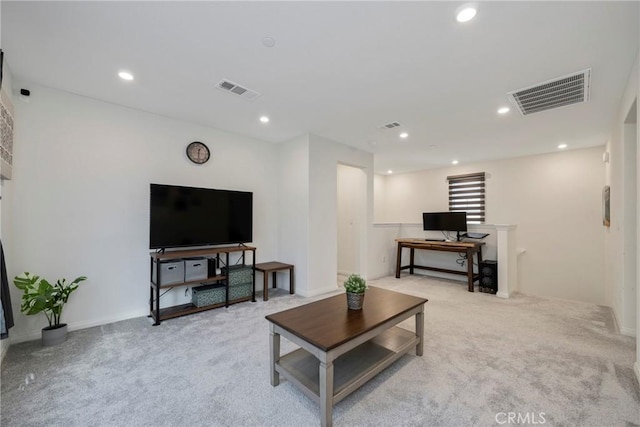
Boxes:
[275,326,418,404]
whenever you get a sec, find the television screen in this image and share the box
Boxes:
[150,184,252,249]
[422,212,467,232]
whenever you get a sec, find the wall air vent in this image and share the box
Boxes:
[215,79,261,101]
[507,69,591,116]
[379,121,401,129]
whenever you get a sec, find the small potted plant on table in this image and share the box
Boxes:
[14,273,87,346]
[343,273,367,310]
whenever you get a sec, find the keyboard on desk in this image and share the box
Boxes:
[424,239,445,242]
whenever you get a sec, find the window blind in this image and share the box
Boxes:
[447,172,485,224]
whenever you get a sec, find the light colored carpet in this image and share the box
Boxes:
[1,275,639,426]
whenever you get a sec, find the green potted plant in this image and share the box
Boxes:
[14,272,87,346]
[343,273,367,310]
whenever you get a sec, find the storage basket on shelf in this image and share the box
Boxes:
[184,257,208,282]
[229,282,252,301]
[224,265,253,301]
[222,265,253,285]
[192,284,226,307]
[152,259,185,286]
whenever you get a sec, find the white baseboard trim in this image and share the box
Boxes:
[297,285,340,298]
[9,331,40,344]
[8,309,148,344]
[634,362,640,386]
[611,307,622,334]
[0,339,10,362]
[609,306,636,336]
[412,270,466,283]
[619,327,637,337]
[68,309,148,331]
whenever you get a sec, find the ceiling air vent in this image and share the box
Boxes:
[507,69,591,116]
[379,121,401,129]
[216,79,261,101]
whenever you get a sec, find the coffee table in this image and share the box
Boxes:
[265,287,428,427]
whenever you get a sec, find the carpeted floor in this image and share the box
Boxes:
[1,275,639,427]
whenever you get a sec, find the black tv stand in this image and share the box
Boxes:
[149,245,256,325]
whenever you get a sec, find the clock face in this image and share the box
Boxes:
[186,142,210,164]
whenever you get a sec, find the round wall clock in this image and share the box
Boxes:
[186,141,210,164]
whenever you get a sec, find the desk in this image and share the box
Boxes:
[395,238,484,292]
[266,287,427,427]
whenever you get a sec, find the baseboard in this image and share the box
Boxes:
[635,362,640,386]
[8,330,40,344]
[8,309,148,344]
[413,270,466,283]
[297,285,340,298]
[609,306,636,336]
[620,326,637,337]
[67,309,148,332]
[611,307,622,334]
[0,339,10,362]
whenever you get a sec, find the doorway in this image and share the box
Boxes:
[337,164,366,285]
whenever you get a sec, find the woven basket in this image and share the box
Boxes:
[346,292,365,310]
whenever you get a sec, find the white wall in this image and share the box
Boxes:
[307,134,374,295]
[622,116,637,334]
[605,53,639,337]
[0,54,14,359]
[7,83,279,342]
[277,135,309,294]
[603,49,639,382]
[277,134,374,296]
[637,49,640,385]
[337,164,366,276]
[375,146,605,305]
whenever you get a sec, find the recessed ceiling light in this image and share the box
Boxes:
[259,116,270,123]
[498,107,510,114]
[558,143,568,149]
[118,71,134,81]
[452,160,459,165]
[399,132,409,139]
[456,6,477,23]
[387,170,393,174]
[261,37,276,48]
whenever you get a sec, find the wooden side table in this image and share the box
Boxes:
[254,262,294,301]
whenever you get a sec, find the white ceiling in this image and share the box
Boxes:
[2,1,639,174]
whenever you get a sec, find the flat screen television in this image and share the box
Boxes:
[150,184,252,249]
[423,212,467,239]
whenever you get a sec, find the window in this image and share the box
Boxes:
[447,172,485,224]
